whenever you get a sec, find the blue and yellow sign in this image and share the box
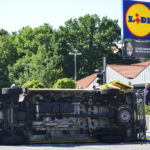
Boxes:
[123,0,150,40]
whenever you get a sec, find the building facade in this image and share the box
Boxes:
[77,61,150,89]
[107,61,150,87]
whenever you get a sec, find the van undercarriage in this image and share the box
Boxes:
[0,88,146,144]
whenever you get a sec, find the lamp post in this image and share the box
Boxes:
[69,50,82,89]
[22,63,32,81]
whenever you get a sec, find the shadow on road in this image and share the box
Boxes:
[9,140,150,148]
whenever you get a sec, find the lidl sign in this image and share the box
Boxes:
[123,0,150,40]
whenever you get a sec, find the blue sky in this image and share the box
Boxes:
[0,0,149,33]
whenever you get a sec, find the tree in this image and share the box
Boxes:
[22,80,45,88]
[8,45,63,87]
[8,57,30,87]
[55,14,121,79]
[53,78,75,88]
[29,45,63,87]
[0,34,17,87]
[14,26,35,58]
[0,29,9,36]
[0,15,140,88]
[8,24,62,88]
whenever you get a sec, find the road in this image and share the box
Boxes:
[0,142,150,150]
[0,132,150,150]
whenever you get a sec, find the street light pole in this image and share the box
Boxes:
[69,50,82,89]
[22,63,32,81]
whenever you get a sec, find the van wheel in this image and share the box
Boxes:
[116,106,133,126]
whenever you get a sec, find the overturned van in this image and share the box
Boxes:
[0,88,146,144]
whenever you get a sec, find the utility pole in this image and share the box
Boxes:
[69,50,82,89]
[22,63,32,81]
[103,57,106,84]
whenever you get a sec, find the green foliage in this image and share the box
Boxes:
[0,14,140,88]
[8,58,29,86]
[8,24,62,88]
[29,45,63,88]
[22,80,45,88]
[53,78,75,89]
[145,105,150,115]
[56,14,122,78]
[0,35,18,87]
[0,29,9,36]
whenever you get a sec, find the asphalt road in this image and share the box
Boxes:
[0,132,150,150]
[0,142,150,150]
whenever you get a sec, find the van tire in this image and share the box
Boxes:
[116,106,133,126]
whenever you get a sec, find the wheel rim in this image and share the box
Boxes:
[119,110,131,123]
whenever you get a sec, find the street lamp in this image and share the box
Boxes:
[69,50,82,89]
[22,63,32,81]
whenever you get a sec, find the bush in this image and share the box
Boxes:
[53,78,75,89]
[22,80,45,88]
[145,105,150,115]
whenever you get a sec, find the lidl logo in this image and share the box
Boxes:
[125,3,150,37]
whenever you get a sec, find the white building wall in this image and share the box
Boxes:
[87,78,99,89]
[106,65,150,86]
[132,65,150,85]
[87,64,150,89]
[106,66,133,85]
